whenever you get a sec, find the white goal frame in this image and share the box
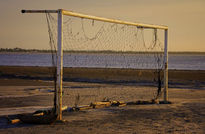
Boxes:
[21,9,168,120]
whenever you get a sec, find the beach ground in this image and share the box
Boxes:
[0,66,205,134]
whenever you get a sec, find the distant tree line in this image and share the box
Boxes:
[0,47,204,54]
[0,47,50,53]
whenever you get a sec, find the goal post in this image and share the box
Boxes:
[21,9,168,120]
[56,9,63,120]
[164,29,168,102]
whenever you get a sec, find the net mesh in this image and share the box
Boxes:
[45,13,165,108]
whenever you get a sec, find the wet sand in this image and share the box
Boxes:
[1,66,205,85]
[0,66,205,133]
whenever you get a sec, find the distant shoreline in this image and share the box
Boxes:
[0,48,205,55]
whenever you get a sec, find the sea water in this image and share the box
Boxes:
[0,53,204,70]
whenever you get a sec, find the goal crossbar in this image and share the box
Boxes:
[21,9,168,30]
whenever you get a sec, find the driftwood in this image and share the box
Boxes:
[8,100,171,124]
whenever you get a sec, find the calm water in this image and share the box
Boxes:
[0,53,205,70]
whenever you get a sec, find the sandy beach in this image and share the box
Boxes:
[0,66,205,134]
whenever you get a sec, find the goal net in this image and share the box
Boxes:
[44,10,168,110]
[21,9,168,120]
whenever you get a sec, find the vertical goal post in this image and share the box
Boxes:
[21,9,168,120]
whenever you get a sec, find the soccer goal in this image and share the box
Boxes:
[22,9,168,120]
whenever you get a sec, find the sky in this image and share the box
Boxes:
[0,0,205,52]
